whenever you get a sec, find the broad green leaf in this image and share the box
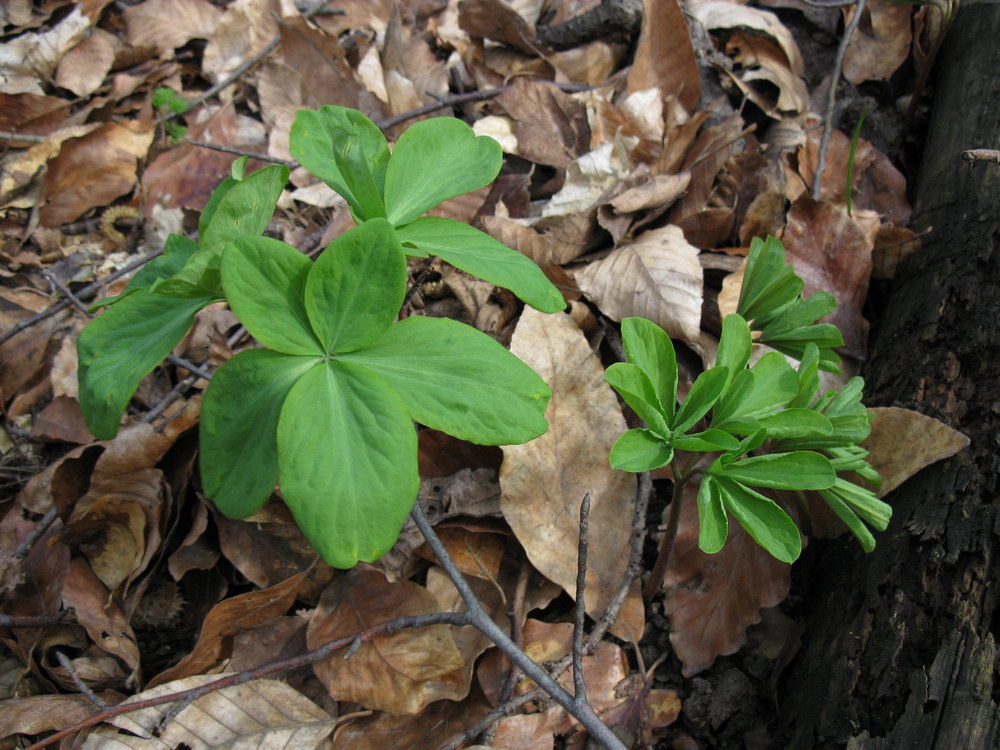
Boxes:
[715,314,752,386]
[395,217,565,312]
[738,236,803,321]
[155,245,224,299]
[78,290,214,439]
[277,361,418,568]
[340,315,549,445]
[305,219,406,354]
[672,428,741,452]
[818,487,876,553]
[714,451,835,490]
[620,317,677,421]
[200,164,288,250]
[201,350,316,517]
[221,236,322,355]
[604,362,669,437]
[696,477,728,554]
[757,409,833,440]
[92,233,200,311]
[715,477,801,563]
[289,106,389,221]
[198,175,237,238]
[713,353,797,430]
[672,366,729,435]
[384,118,502,225]
[609,428,673,472]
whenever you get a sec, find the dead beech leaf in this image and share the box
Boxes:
[542,136,634,219]
[216,500,319,589]
[661,482,792,677]
[627,0,700,113]
[574,225,703,346]
[0,694,107,740]
[148,570,308,687]
[843,0,912,83]
[123,0,222,52]
[0,6,90,95]
[307,567,466,715]
[781,195,873,358]
[86,676,335,750]
[500,309,644,641]
[692,2,805,76]
[39,121,155,226]
[610,172,691,214]
[202,0,281,84]
[458,0,540,54]
[93,397,201,478]
[864,407,969,498]
[417,527,506,585]
[495,78,589,169]
[872,223,920,280]
[54,29,116,98]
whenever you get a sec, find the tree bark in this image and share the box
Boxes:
[778,3,1000,748]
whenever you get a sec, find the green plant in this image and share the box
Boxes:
[152,87,190,141]
[78,107,565,567]
[606,236,889,563]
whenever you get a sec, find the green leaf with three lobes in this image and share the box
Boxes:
[713,451,836,490]
[200,350,316,517]
[277,361,419,569]
[306,218,406,354]
[221,236,322,355]
[395,217,565,312]
[714,476,802,562]
[340,315,550,445]
[384,117,502,226]
[696,477,728,554]
[620,317,677,421]
[673,366,729,435]
[91,233,200,311]
[289,106,389,221]
[604,362,669,437]
[78,290,214,439]
[200,164,289,250]
[609,428,673,472]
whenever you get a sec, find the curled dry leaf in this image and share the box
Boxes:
[574,225,703,346]
[201,0,281,84]
[0,6,90,95]
[307,567,467,715]
[781,195,873,359]
[148,569,308,687]
[122,0,223,52]
[39,121,155,226]
[84,676,335,750]
[609,172,692,214]
[843,0,913,84]
[501,309,644,641]
[627,0,700,113]
[495,77,590,169]
[661,482,792,677]
[863,407,970,498]
[542,136,634,219]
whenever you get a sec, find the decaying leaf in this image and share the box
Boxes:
[575,225,703,346]
[864,407,969,498]
[843,1,912,84]
[501,309,644,641]
[627,0,700,113]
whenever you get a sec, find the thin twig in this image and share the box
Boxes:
[138,374,199,426]
[182,139,294,167]
[961,149,1000,164]
[643,472,685,599]
[573,493,591,703]
[12,508,59,561]
[0,248,164,347]
[55,651,109,709]
[0,131,46,143]
[26,610,471,750]
[812,0,867,199]
[0,610,75,628]
[410,501,627,750]
[166,355,213,383]
[42,273,89,314]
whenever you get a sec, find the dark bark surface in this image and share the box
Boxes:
[778,3,1000,748]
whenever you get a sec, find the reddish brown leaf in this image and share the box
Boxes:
[495,78,590,169]
[627,0,700,113]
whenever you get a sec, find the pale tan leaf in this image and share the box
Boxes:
[0,6,90,95]
[843,0,912,83]
[123,0,222,52]
[307,567,467,715]
[500,309,644,641]
[0,694,104,739]
[541,137,634,218]
[574,225,703,346]
[54,29,116,97]
[84,676,335,750]
[609,172,691,214]
[661,482,792,676]
[864,407,970,498]
[691,1,805,76]
[202,0,280,85]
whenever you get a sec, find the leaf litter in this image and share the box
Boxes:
[0,0,969,748]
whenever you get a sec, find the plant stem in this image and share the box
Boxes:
[642,463,687,599]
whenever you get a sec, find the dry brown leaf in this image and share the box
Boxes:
[864,407,970,498]
[0,694,106,741]
[692,1,805,76]
[495,78,589,169]
[609,172,691,214]
[843,0,912,84]
[123,0,222,52]
[500,309,644,641]
[30,395,94,444]
[458,0,540,54]
[781,195,873,359]
[61,557,141,684]
[308,567,467,714]
[541,136,633,219]
[86,676,335,750]
[661,482,792,676]
[550,40,625,85]
[627,0,700,113]
[39,121,155,226]
[670,114,746,221]
[148,570,308,687]
[54,29,116,98]
[201,0,283,84]
[574,225,703,346]
[167,500,220,580]
[416,527,506,584]
[92,397,201,478]
[872,223,920,280]
[0,6,90,95]
[0,92,70,142]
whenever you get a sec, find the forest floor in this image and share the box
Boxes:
[0,0,967,748]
